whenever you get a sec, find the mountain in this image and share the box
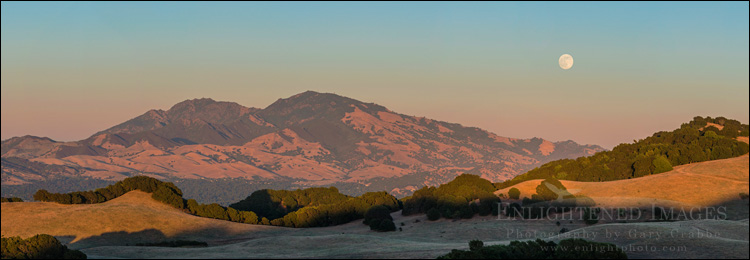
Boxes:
[1,91,603,199]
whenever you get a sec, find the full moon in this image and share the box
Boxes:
[559,54,574,70]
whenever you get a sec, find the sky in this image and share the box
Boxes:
[2,2,748,149]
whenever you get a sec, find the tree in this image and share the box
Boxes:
[368,218,396,232]
[508,188,520,200]
[33,189,51,202]
[377,219,396,232]
[652,156,673,174]
[703,130,719,138]
[535,178,568,201]
[0,197,24,203]
[632,154,654,178]
[226,207,242,222]
[241,211,259,224]
[368,218,383,230]
[469,240,484,251]
[363,205,393,225]
[426,208,441,221]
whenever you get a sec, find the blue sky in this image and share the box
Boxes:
[2,2,748,148]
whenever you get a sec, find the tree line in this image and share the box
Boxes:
[401,174,501,220]
[1,197,24,202]
[230,188,400,228]
[497,116,750,189]
[32,176,400,229]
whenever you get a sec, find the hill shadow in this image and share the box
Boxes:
[66,229,169,249]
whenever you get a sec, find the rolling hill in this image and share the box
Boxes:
[3,189,746,259]
[0,191,281,249]
[496,137,750,209]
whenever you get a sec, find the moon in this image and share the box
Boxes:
[559,54,574,70]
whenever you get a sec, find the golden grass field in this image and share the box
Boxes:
[2,148,749,258]
[496,154,749,209]
[0,191,283,249]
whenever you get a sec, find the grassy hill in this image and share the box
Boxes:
[497,116,749,189]
[496,152,749,210]
[3,175,748,258]
[0,190,281,249]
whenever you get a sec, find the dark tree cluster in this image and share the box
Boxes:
[437,239,627,259]
[29,176,400,229]
[229,187,400,228]
[1,197,24,203]
[497,116,749,188]
[229,187,350,220]
[364,205,396,232]
[31,176,261,225]
[33,176,184,209]
[1,234,86,259]
[507,187,520,200]
[401,174,501,220]
[268,191,400,228]
[0,177,115,203]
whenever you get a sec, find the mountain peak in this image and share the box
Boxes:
[165,98,258,124]
[259,91,388,127]
[168,98,218,111]
[270,91,358,107]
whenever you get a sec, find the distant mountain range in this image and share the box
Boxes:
[1,91,603,198]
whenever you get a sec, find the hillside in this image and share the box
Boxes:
[4,197,745,258]
[1,91,602,200]
[497,116,749,189]
[496,152,749,209]
[3,154,748,258]
[0,191,281,249]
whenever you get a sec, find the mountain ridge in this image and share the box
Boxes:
[1,91,604,197]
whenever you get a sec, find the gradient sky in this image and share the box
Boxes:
[2,2,748,149]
